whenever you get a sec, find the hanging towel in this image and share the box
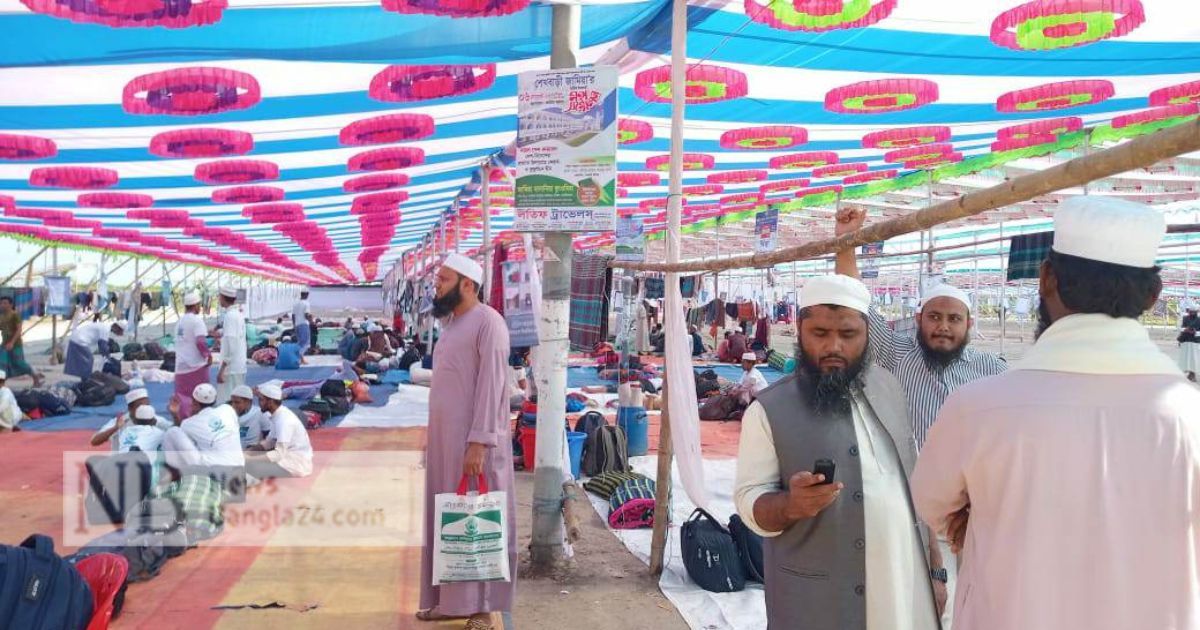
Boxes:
[1007,231,1054,281]
[644,277,665,300]
[679,276,697,299]
[569,254,614,351]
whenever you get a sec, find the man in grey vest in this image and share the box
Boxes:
[735,274,943,630]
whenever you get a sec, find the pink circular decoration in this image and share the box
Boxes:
[825,79,939,114]
[682,184,724,197]
[242,203,305,224]
[123,67,261,116]
[616,188,629,198]
[149,128,252,158]
[770,151,839,170]
[340,114,435,146]
[639,198,686,212]
[617,173,661,187]
[796,184,843,198]
[861,126,951,149]
[30,166,118,189]
[991,135,1059,151]
[844,169,897,184]
[618,119,654,145]
[44,216,103,230]
[380,0,527,18]
[996,117,1083,140]
[348,147,425,172]
[707,170,768,184]
[19,0,227,28]
[745,0,897,32]
[195,159,278,184]
[1112,104,1200,129]
[0,134,57,160]
[0,195,13,215]
[211,185,284,204]
[990,0,1145,51]
[904,154,963,170]
[761,179,811,195]
[996,80,1114,112]
[351,192,408,214]
[814,162,868,178]
[884,143,954,164]
[645,154,714,171]
[77,192,153,208]
[1150,80,1200,106]
[720,192,764,207]
[634,65,749,105]
[343,173,410,193]
[369,65,496,103]
[719,126,808,150]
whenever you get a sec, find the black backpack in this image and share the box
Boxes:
[37,390,71,417]
[159,351,176,372]
[122,497,189,583]
[681,508,746,593]
[75,377,116,407]
[300,399,333,423]
[327,396,351,417]
[319,379,347,399]
[122,342,146,361]
[728,514,765,583]
[107,339,120,355]
[573,410,606,435]
[91,371,129,395]
[15,389,40,414]
[0,534,94,630]
[581,424,630,478]
[143,341,165,360]
[102,357,121,376]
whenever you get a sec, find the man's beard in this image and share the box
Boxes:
[917,331,967,370]
[796,344,865,417]
[431,284,463,318]
[1035,299,1052,339]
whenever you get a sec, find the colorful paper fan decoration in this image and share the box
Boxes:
[991,135,1058,151]
[125,208,190,222]
[380,0,528,18]
[351,192,409,214]
[904,153,963,170]
[43,216,103,230]
[19,0,227,28]
[123,68,261,116]
[761,179,811,195]
[861,126,951,149]
[7,207,71,221]
[844,169,897,184]
[707,170,767,185]
[996,117,1083,140]
[618,119,654,145]
[769,151,839,170]
[340,114,435,146]
[369,65,496,102]
[639,198,686,212]
[990,0,1145,51]
[1111,104,1200,129]
[633,65,748,105]
[745,0,897,32]
[814,162,868,178]
[242,203,305,224]
[195,159,278,185]
[719,126,808,150]
[825,78,938,114]
[0,134,57,160]
[795,184,844,199]
[682,184,724,197]
[645,154,715,171]
[883,143,953,164]
[996,80,1114,112]
[343,173,410,193]
[1149,80,1200,106]
[211,185,284,204]
[29,166,118,189]
[149,128,253,158]
[720,192,764,207]
[348,147,426,172]
[77,192,154,208]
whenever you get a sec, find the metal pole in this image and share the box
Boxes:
[50,247,59,364]
[529,1,579,570]
[482,164,493,299]
[999,220,1007,358]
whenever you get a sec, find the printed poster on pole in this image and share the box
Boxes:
[755,208,779,253]
[615,217,645,262]
[514,67,618,232]
[501,260,540,348]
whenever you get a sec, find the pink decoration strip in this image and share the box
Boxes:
[769,151,838,170]
[719,125,808,150]
[340,113,435,146]
[996,116,1083,140]
[77,192,154,208]
[618,172,662,187]
[744,0,897,33]
[195,159,279,184]
[616,188,629,198]
[990,0,1145,51]
[843,169,897,184]
[149,128,252,158]
[720,192,763,207]
[380,0,528,19]
[1150,79,1200,107]
[861,126,950,149]
[707,169,768,184]
[618,119,654,145]
[639,197,686,212]
[991,135,1058,151]
[996,80,1114,113]
[761,178,811,195]
[43,216,102,230]
[343,173,410,193]
[813,162,868,178]
[1111,104,1200,129]
[633,64,749,105]
[682,184,724,197]
[351,191,409,214]
[0,134,57,160]
[211,185,284,204]
[242,203,306,224]
[348,147,426,172]
[19,0,227,28]
[883,143,954,164]
[645,153,714,171]
[123,67,261,116]
[7,207,72,221]
[904,153,963,170]
[825,78,939,114]
[29,166,118,189]
[796,184,844,199]
[369,65,496,103]
[0,196,13,215]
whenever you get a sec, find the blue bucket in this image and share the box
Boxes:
[566,431,587,479]
[617,406,649,456]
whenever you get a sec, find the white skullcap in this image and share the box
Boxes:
[741,352,758,362]
[192,383,217,405]
[799,275,871,315]
[219,286,238,299]
[183,291,201,306]
[258,383,283,401]
[1052,196,1165,268]
[125,388,149,404]
[0,370,6,380]
[281,334,293,342]
[920,283,972,314]
[134,405,157,421]
[442,252,484,286]
[231,385,254,400]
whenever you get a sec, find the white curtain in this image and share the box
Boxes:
[664,270,708,509]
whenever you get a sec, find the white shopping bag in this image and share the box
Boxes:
[432,474,511,585]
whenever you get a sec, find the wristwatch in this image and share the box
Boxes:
[930,568,948,583]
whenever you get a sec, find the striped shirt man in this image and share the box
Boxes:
[868,307,1007,448]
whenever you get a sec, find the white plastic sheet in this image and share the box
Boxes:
[664,270,708,510]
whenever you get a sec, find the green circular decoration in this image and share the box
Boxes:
[1016,92,1094,111]
[767,0,871,30]
[840,92,917,112]
[653,79,729,103]
[1014,11,1116,51]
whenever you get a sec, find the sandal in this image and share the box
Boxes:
[415,609,463,622]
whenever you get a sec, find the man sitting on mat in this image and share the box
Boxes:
[162,383,244,472]
[0,370,24,432]
[92,388,172,448]
[276,334,304,370]
[245,384,313,479]
[229,384,269,449]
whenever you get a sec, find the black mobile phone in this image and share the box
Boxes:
[813,459,836,485]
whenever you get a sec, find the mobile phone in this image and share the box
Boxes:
[813,459,836,485]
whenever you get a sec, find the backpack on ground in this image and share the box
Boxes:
[106,339,120,355]
[583,471,651,500]
[15,388,40,414]
[728,514,765,583]
[121,343,146,361]
[48,384,77,410]
[581,424,630,478]
[608,477,656,529]
[699,394,744,422]
[572,410,606,436]
[76,377,116,408]
[0,534,94,630]
[102,357,121,377]
[681,508,746,593]
[327,395,351,417]
[84,452,154,527]
[91,371,129,395]
[300,399,332,425]
[159,351,176,372]
[143,341,165,360]
[250,347,275,367]
[695,369,720,399]
[122,497,188,583]
[319,379,347,400]
[38,390,71,417]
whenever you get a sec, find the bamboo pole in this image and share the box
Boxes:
[648,381,673,576]
[613,119,1200,273]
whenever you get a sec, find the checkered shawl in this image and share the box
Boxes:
[154,474,225,541]
[1007,231,1054,281]
[569,254,613,352]
[584,471,651,500]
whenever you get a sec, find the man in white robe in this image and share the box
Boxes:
[215,286,248,404]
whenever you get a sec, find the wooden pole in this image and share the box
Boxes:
[613,119,1200,273]
[649,381,673,576]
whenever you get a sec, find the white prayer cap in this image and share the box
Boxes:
[125,388,149,404]
[741,352,758,362]
[1052,196,1165,269]
[281,334,293,342]
[219,286,238,299]
[231,385,254,400]
[183,291,201,306]
[192,383,217,405]
[441,252,484,286]
[258,383,283,401]
[134,405,157,421]
[920,283,972,314]
[799,275,871,315]
[0,370,6,380]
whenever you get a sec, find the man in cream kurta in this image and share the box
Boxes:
[215,287,247,404]
[913,197,1200,630]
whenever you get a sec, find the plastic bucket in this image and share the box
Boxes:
[567,431,587,479]
[617,406,649,456]
[520,426,537,470]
